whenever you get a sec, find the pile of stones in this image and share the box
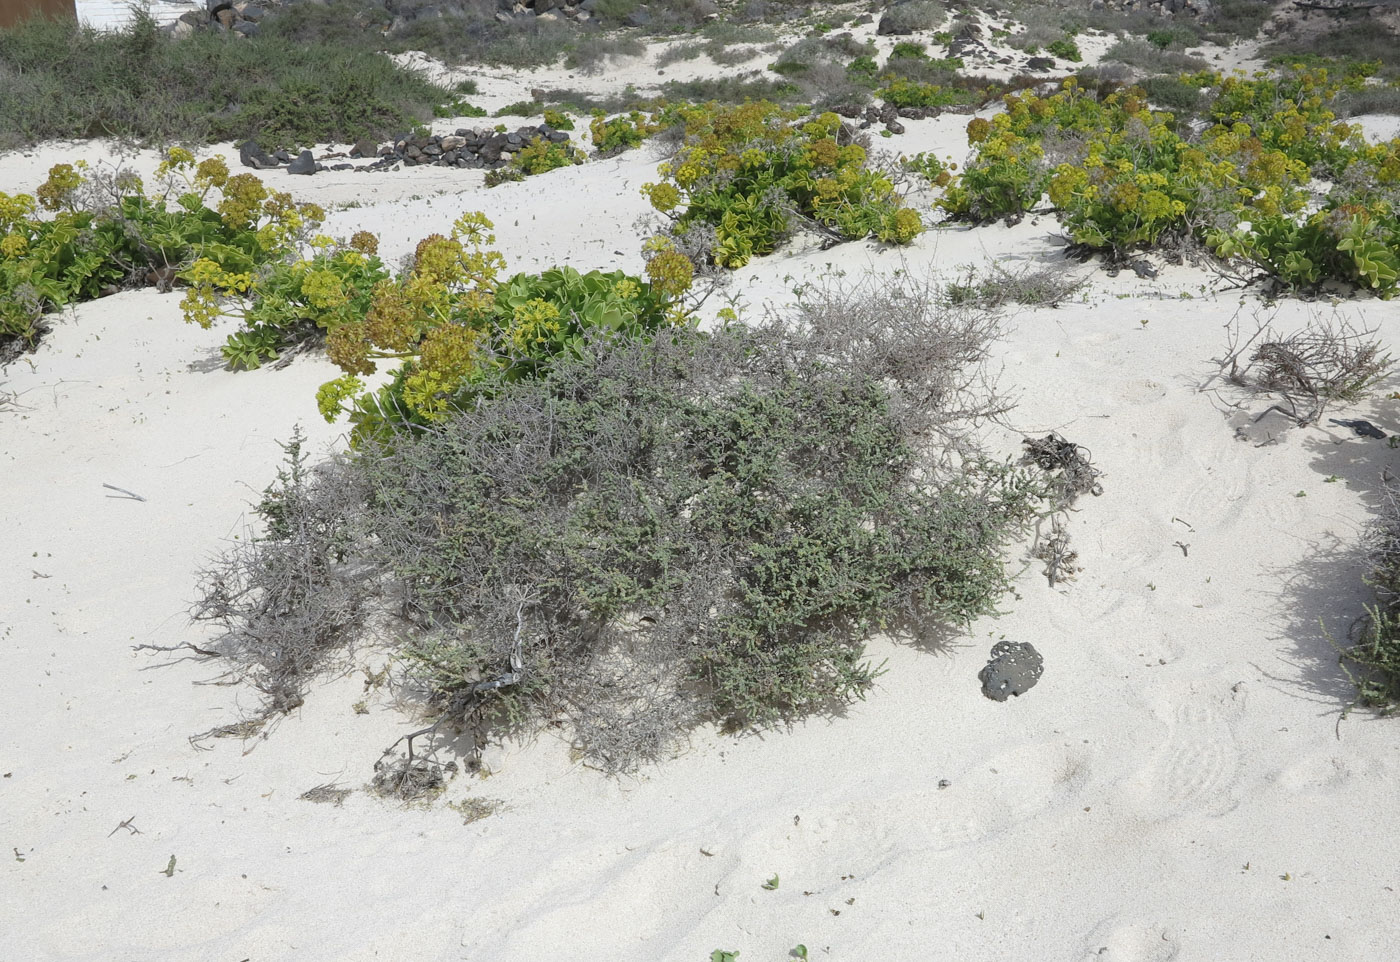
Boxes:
[163,0,666,39]
[238,123,576,175]
[831,102,963,136]
[1088,0,1216,18]
[168,0,271,39]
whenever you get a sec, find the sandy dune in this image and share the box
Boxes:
[4,19,1400,961]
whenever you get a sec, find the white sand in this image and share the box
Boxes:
[4,33,1400,962]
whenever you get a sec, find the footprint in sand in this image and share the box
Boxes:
[1080,918,1181,961]
[1116,378,1169,406]
[814,742,1073,854]
[1126,695,1241,819]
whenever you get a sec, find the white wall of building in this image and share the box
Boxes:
[75,0,200,30]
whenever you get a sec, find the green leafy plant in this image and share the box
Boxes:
[494,100,541,118]
[298,214,690,438]
[940,68,1400,293]
[589,107,669,155]
[641,101,922,268]
[877,77,974,109]
[542,107,575,131]
[1046,38,1083,63]
[3,151,321,359]
[435,100,488,118]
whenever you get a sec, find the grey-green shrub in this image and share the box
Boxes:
[195,276,1056,772]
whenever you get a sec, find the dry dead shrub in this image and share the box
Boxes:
[1220,308,1391,426]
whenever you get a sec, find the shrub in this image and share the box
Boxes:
[485,137,586,186]
[1337,480,1400,715]
[941,69,1400,293]
[1263,21,1400,80]
[1138,74,1204,114]
[2,152,320,359]
[660,73,801,104]
[564,33,646,74]
[385,12,575,71]
[941,262,1087,309]
[0,12,450,151]
[589,107,670,154]
[1101,39,1209,75]
[542,108,575,131]
[435,100,488,118]
[282,214,692,439]
[1218,311,1390,426]
[877,77,975,109]
[642,102,922,267]
[1046,39,1083,63]
[194,274,1054,772]
[212,232,389,370]
[876,0,943,35]
[494,101,540,118]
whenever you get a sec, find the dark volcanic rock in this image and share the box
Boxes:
[287,150,318,175]
[978,642,1044,702]
[238,139,278,170]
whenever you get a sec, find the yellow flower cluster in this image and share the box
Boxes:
[36,164,82,211]
[180,257,253,329]
[508,298,563,355]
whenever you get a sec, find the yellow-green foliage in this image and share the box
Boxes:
[942,69,1400,294]
[2,149,318,352]
[589,108,667,154]
[641,100,921,268]
[296,212,694,437]
[512,137,586,175]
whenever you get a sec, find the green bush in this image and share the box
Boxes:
[0,12,450,151]
[1138,74,1204,113]
[494,101,540,118]
[542,107,575,131]
[940,70,1400,293]
[641,101,922,268]
[195,274,1054,772]
[265,214,696,439]
[877,76,974,109]
[485,137,586,187]
[2,152,321,358]
[1046,39,1082,63]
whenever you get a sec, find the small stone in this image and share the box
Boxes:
[885,120,905,135]
[938,779,951,789]
[350,138,378,158]
[440,135,466,150]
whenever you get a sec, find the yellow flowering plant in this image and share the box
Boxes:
[3,150,322,355]
[940,70,1399,293]
[281,213,695,441]
[640,101,922,269]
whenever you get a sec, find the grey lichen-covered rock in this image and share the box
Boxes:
[978,641,1044,701]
